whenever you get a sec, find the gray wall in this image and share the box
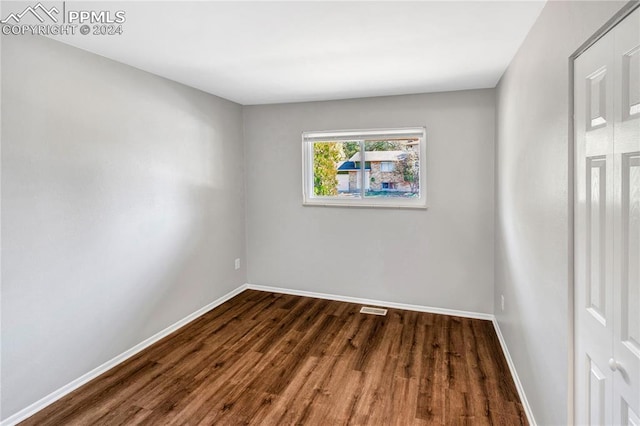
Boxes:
[495,1,627,425]
[244,90,495,315]
[1,35,246,420]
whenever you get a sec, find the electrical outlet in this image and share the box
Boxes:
[235,258,240,270]
[501,295,505,311]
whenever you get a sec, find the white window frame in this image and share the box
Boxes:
[380,162,395,172]
[301,127,427,209]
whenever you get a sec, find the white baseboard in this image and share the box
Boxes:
[492,319,536,426]
[0,284,248,426]
[246,283,494,321]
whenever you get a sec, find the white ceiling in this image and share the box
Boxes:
[51,1,546,105]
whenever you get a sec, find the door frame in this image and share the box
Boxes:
[570,2,640,424]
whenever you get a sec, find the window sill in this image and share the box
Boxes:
[302,200,428,210]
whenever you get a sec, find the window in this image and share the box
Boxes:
[302,127,426,208]
[380,162,395,172]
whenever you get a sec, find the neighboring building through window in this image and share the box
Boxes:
[302,127,426,208]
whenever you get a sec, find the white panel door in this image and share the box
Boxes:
[576,7,640,425]
[576,27,615,426]
[613,8,640,426]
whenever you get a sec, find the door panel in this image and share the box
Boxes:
[577,7,640,425]
[589,358,608,425]
[623,48,640,120]
[576,27,616,426]
[620,154,640,354]
[614,8,640,426]
[588,156,608,324]
[589,68,609,129]
[622,399,640,426]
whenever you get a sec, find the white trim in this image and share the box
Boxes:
[302,127,425,141]
[302,200,428,209]
[301,127,427,209]
[0,284,248,426]
[491,318,537,426]
[246,283,493,321]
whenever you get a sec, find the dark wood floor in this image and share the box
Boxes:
[21,290,527,425]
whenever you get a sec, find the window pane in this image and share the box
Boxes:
[380,161,395,172]
[312,141,361,198]
[302,128,425,208]
[363,139,420,199]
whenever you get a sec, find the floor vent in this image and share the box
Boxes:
[360,306,387,316]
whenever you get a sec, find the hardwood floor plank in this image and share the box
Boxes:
[19,291,528,425]
[416,314,446,423]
